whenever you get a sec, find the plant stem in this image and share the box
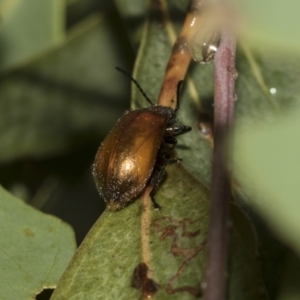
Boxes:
[203,30,236,300]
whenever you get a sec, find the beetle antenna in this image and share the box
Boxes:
[176,80,184,111]
[115,67,154,106]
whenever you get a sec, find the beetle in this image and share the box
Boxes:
[92,67,191,210]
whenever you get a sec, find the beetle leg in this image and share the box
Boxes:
[167,158,182,164]
[165,124,191,136]
[164,136,177,144]
[145,122,190,210]
[157,137,177,156]
[148,162,167,210]
[151,196,162,210]
[149,174,165,209]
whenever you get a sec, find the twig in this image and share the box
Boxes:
[157,0,205,108]
[203,28,236,300]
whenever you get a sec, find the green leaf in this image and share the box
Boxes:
[50,165,209,300]
[231,41,300,297]
[51,164,267,299]
[0,186,76,299]
[0,14,132,164]
[114,0,146,49]
[233,112,300,256]
[0,0,65,72]
[234,0,300,55]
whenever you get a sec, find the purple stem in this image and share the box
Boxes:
[203,31,236,300]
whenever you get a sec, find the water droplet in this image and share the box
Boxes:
[234,93,238,101]
[201,281,207,289]
[198,117,213,139]
[233,69,238,80]
[270,87,277,94]
[190,30,220,64]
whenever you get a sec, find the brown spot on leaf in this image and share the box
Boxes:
[23,228,35,237]
[47,226,55,233]
[132,262,159,299]
[152,217,205,297]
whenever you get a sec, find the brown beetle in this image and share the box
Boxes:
[92,68,191,210]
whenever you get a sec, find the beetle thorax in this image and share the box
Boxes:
[147,105,176,123]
